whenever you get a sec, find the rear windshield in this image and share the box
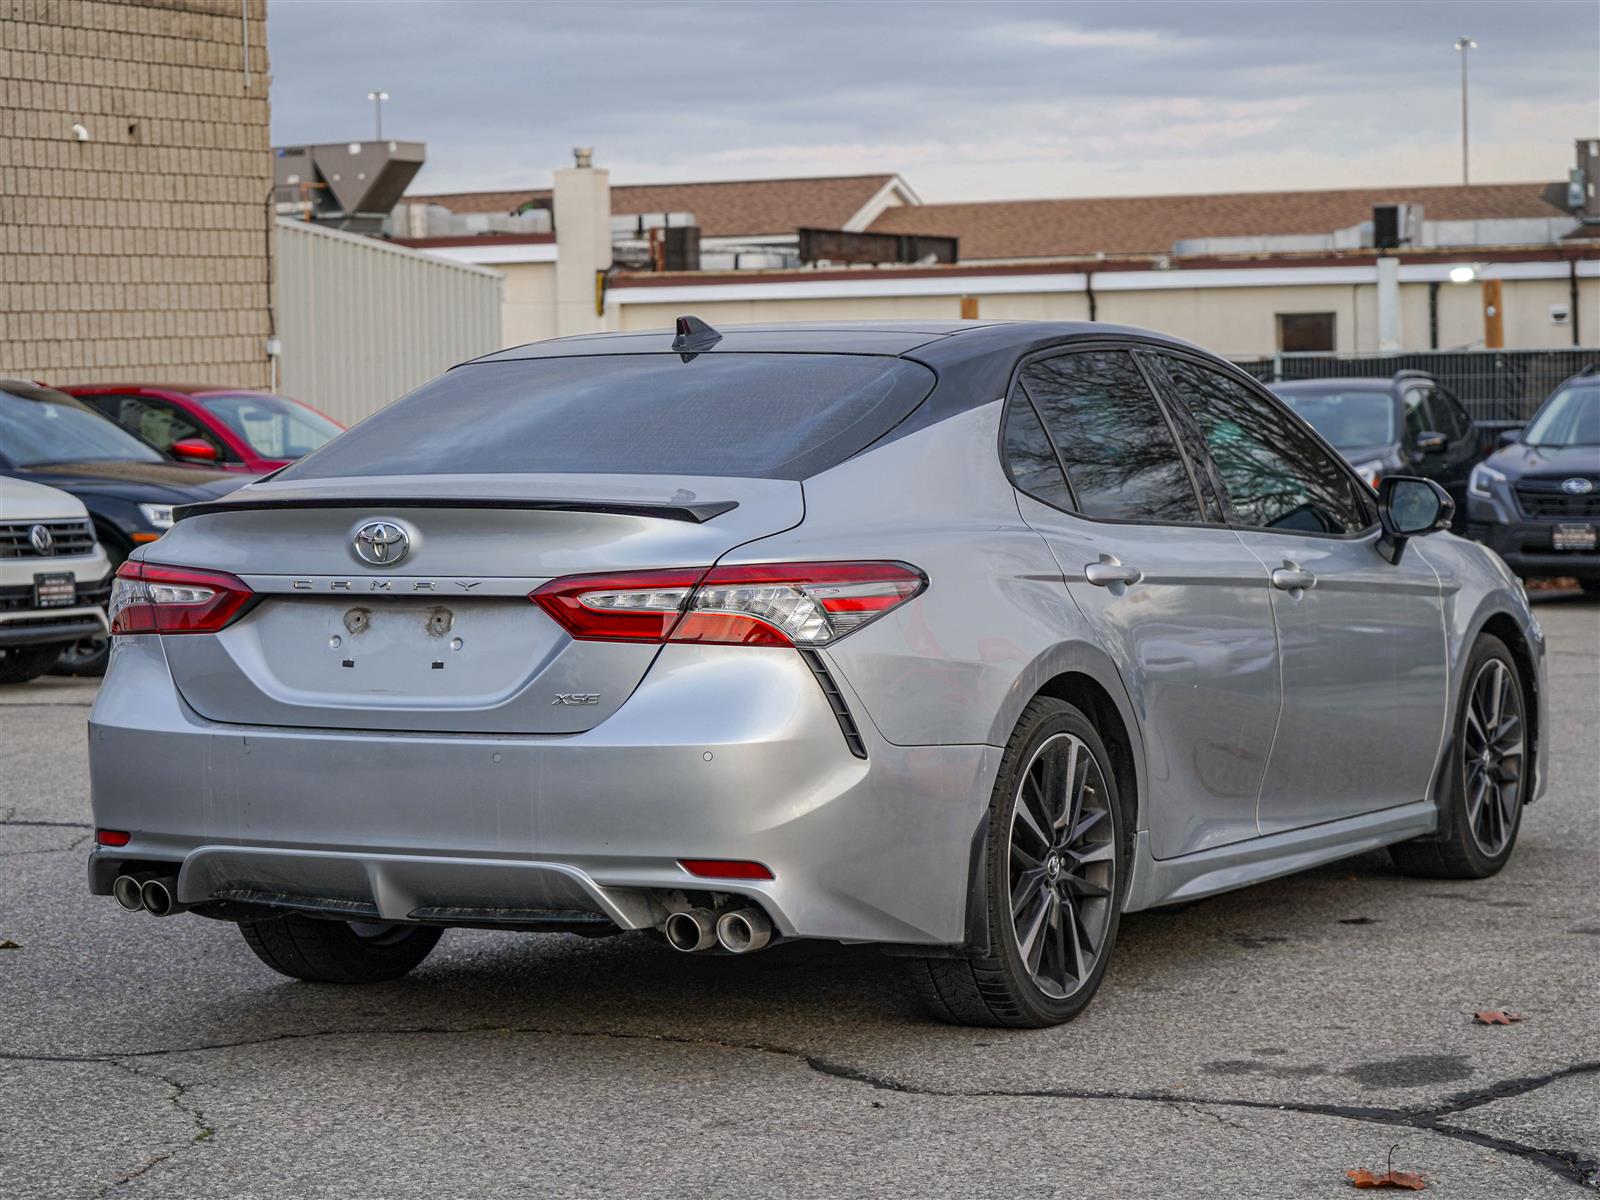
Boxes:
[200,392,342,459]
[277,353,937,482]
[1277,388,1396,450]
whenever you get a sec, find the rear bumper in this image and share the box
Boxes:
[88,636,997,945]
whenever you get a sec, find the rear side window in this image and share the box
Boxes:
[1001,389,1074,510]
[1019,350,1203,524]
[278,354,936,481]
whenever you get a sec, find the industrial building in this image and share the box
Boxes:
[397,141,1600,358]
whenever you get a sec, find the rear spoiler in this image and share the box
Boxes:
[172,495,740,525]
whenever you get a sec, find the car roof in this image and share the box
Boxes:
[1271,378,1400,392]
[468,319,1211,366]
[60,383,266,398]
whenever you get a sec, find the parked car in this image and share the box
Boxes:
[0,380,251,674]
[1272,372,1484,516]
[63,384,344,473]
[1465,370,1600,591]
[0,476,112,684]
[87,320,1544,1027]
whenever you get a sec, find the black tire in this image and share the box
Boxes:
[0,644,69,685]
[238,914,443,983]
[1390,634,1527,880]
[905,697,1130,1028]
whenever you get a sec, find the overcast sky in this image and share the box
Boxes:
[268,0,1599,202]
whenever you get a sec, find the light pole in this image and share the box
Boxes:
[367,90,389,141]
[1453,38,1476,185]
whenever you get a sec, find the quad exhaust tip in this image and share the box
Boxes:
[663,908,718,953]
[662,905,774,954]
[113,871,186,916]
[715,907,772,955]
[112,872,152,912]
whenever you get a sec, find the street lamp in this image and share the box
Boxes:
[1453,38,1476,185]
[367,90,389,141]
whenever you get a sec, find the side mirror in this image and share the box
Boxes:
[1376,476,1454,564]
[1497,429,1522,447]
[169,438,218,463]
[1414,430,1447,455]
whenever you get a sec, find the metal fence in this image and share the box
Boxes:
[1232,349,1600,424]
[275,218,505,426]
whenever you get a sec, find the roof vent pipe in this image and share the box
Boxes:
[573,146,594,169]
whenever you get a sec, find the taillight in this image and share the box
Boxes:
[109,561,255,635]
[531,561,925,648]
[531,568,708,643]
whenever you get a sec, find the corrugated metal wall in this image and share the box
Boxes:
[274,218,504,425]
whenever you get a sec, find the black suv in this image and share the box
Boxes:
[1271,371,1483,515]
[1466,371,1600,591]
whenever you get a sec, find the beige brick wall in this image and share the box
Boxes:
[0,0,272,386]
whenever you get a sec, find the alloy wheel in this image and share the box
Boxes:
[1461,657,1524,858]
[1005,732,1117,1001]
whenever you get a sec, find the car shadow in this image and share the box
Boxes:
[195,848,1418,1037]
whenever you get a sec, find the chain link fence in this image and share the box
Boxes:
[1231,349,1599,425]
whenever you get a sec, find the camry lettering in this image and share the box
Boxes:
[287,579,486,593]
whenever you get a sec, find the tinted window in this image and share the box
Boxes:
[1402,386,1430,443]
[1147,356,1374,535]
[278,354,935,482]
[1434,387,1473,441]
[1020,351,1202,524]
[0,387,163,467]
[1001,389,1073,510]
[1523,381,1600,447]
[200,393,341,459]
[105,396,226,459]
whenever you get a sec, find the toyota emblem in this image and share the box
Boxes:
[353,520,410,566]
[27,524,54,554]
[1560,478,1594,496]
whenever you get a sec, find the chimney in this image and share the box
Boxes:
[1572,138,1600,220]
[553,148,612,335]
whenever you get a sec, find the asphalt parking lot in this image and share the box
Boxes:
[1,592,1596,1199]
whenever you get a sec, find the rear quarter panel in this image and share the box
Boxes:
[719,398,1148,812]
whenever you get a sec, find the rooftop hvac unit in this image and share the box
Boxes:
[273,141,426,233]
[1373,203,1423,250]
[797,228,958,265]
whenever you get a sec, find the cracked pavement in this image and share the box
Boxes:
[1,593,1596,1197]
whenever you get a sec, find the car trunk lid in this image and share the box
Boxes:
[149,473,802,733]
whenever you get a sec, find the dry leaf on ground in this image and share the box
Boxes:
[1473,1010,1525,1025]
[1347,1167,1428,1190]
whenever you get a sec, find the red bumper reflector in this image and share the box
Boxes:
[678,858,775,881]
[95,829,131,847]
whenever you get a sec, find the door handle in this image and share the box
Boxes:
[1084,560,1143,587]
[1270,566,1316,592]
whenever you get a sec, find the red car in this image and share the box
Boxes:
[61,384,344,473]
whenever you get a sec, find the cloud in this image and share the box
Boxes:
[266,0,1598,200]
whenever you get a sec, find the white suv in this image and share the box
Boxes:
[0,477,111,684]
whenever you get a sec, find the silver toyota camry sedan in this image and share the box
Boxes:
[89,320,1546,1027]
